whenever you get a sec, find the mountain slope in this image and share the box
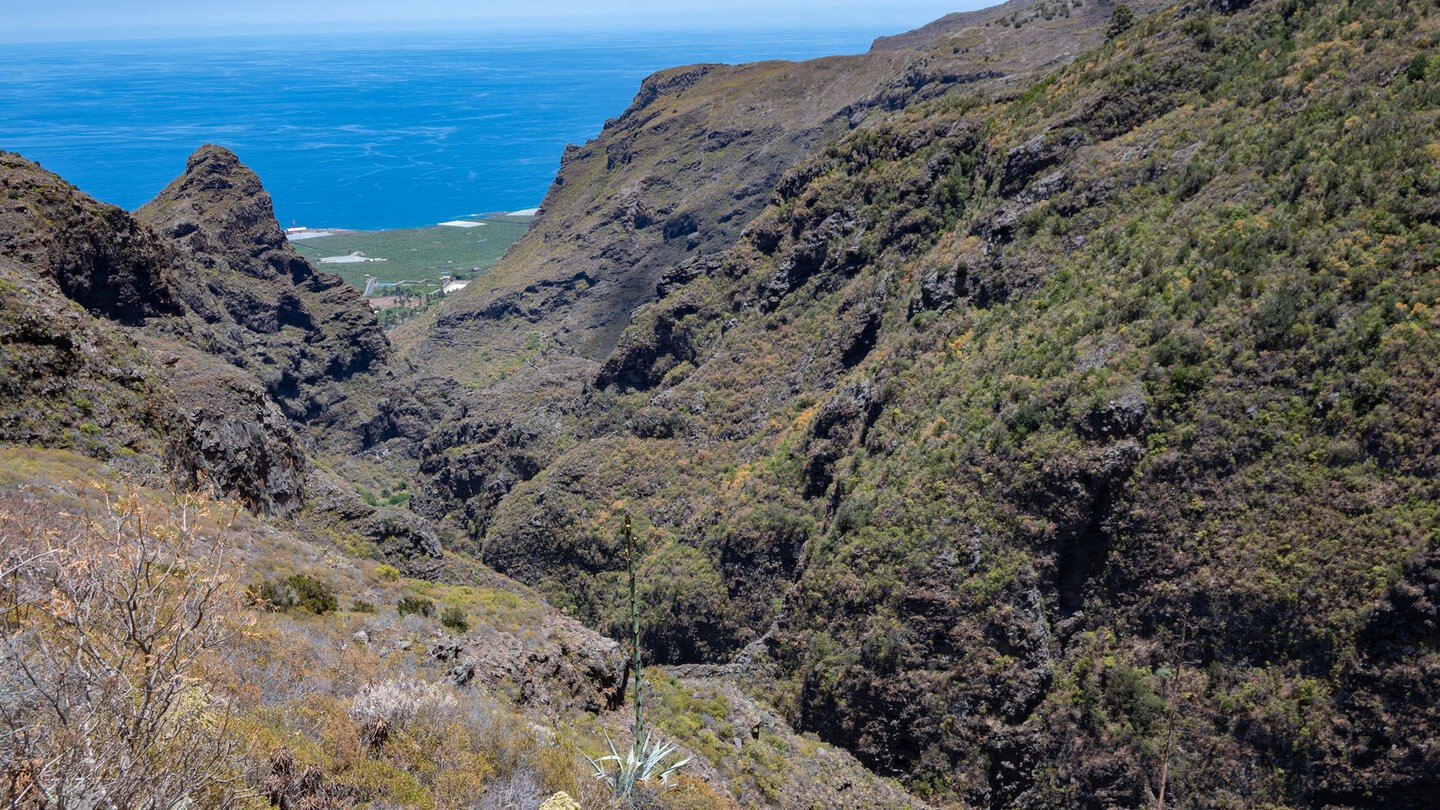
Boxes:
[5,0,1439,806]
[391,0,1159,387]
[399,0,1440,806]
[0,146,926,808]
[1,445,921,810]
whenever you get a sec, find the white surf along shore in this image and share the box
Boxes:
[286,207,537,267]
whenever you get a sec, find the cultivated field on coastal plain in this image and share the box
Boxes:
[289,215,531,289]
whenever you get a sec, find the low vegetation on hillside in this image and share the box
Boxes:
[3,0,1438,807]
[0,452,912,809]
[393,0,1440,805]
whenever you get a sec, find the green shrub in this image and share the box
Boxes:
[440,604,470,633]
[1008,399,1050,440]
[253,573,338,615]
[1255,288,1299,349]
[833,495,875,535]
[350,598,377,613]
[1104,663,1167,734]
[1407,53,1429,82]
[1167,364,1208,397]
[1107,3,1134,39]
[397,595,435,619]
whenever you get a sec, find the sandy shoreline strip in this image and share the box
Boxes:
[285,207,538,238]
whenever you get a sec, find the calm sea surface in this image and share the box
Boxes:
[0,28,880,230]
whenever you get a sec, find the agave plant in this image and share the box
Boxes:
[586,729,692,798]
[585,514,692,799]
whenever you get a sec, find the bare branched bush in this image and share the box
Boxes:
[469,768,543,810]
[0,486,247,809]
[347,676,458,734]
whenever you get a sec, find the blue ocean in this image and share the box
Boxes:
[0,28,882,230]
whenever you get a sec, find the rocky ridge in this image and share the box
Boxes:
[0,146,438,535]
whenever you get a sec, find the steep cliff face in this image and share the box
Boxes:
[136,145,393,423]
[391,0,1156,387]
[398,0,1440,806]
[0,150,308,513]
[398,53,910,373]
[0,147,432,518]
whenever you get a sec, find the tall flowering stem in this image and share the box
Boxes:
[626,511,643,748]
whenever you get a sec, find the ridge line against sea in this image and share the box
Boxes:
[0,25,896,232]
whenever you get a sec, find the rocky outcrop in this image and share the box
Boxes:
[908,256,1005,315]
[137,145,311,283]
[0,151,181,325]
[366,512,444,563]
[166,359,308,515]
[801,379,885,499]
[593,302,700,392]
[427,618,627,713]
[1077,388,1149,441]
[0,147,432,522]
[412,415,549,545]
[136,146,392,423]
[0,152,310,511]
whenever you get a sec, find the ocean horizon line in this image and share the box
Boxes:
[0,20,905,48]
[1,26,890,228]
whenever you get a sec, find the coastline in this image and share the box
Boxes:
[283,210,535,304]
[284,208,535,238]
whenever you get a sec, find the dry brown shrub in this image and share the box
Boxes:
[0,484,249,808]
[631,772,740,810]
[260,746,358,810]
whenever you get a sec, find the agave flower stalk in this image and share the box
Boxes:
[582,512,690,800]
[626,511,642,747]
